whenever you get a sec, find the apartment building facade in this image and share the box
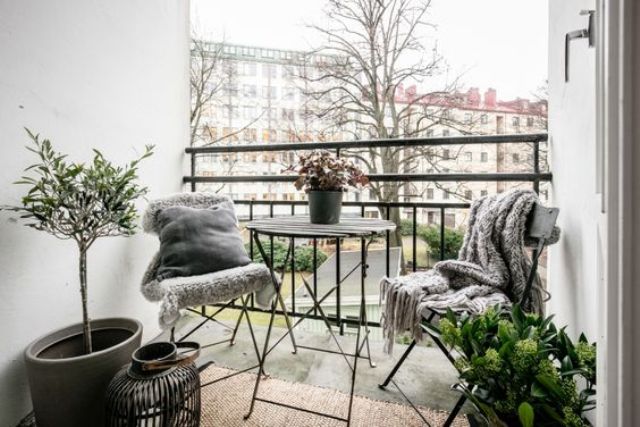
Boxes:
[191,42,548,227]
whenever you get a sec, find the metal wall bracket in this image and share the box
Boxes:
[565,10,596,82]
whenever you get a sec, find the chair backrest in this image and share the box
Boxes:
[521,203,559,308]
[142,192,233,235]
[525,203,559,242]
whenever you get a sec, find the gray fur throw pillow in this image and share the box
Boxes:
[156,202,251,280]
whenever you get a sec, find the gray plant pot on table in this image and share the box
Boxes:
[24,318,143,427]
[309,190,343,224]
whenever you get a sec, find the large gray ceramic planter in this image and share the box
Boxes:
[309,190,343,224]
[25,318,142,427]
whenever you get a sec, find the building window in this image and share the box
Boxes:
[282,66,296,78]
[481,152,488,162]
[262,86,277,99]
[512,153,520,163]
[480,114,488,124]
[480,190,488,197]
[261,129,277,142]
[426,188,434,199]
[427,211,436,224]
[281,108,295,121]
[426,129,434,137]
[465,190,473,200]
[442,129,450,137]
[283,86,296,100]
[243,128,257,142]
[222,127,239,142]
[442,149,450,160]
[527,116,535,127]
[465,151,472,161]
[222,105,238,119]
[464,113,472,124]
[241,62,256,76]
[262,63,277,78]
[442,190,450,200]
[243,84,256,98]
[243,106,257,119]
[512,116,520,127]
[223,83,238,97]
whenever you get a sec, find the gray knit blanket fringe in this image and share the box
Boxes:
[380,189,560,353]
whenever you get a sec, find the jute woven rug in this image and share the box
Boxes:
[200,365,469,427]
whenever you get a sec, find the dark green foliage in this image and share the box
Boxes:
[8,129,154,248]
[247,239,328,272]
[398,219,465,260]
[417,225,464,260]
[399,218,414,236]
[431,305,596,426]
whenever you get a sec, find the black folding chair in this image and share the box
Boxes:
[378,204,559,426]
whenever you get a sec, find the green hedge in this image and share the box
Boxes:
[247,239,328,272]
[399,219,464,260]
[418,225,464,260]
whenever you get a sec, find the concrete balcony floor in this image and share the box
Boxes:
[163,311,478,423]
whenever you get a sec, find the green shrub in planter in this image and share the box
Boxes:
[431,305,596,427]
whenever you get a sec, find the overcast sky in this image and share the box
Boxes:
[191,0,548,100]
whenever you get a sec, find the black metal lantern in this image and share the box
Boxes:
[106,341,201,427]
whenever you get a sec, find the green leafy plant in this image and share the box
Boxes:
[418,225,464,260]
[432,305,596,426]
[5,129,153,354]
[286,150,369,192]
[399,219,465,260]
[247,239,328,272]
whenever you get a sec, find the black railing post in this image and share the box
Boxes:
[313,238,318,316]
[412,207,417,272]
[440,207,446,261]
[249,201,254,309]
[533,140,540,194]
[385,204,390,277]
[336,238,343,335]
[190,152,196,192]
[290,203,296,316]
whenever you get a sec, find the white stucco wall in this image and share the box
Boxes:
[547,1,598,342]
[0,1,190,425]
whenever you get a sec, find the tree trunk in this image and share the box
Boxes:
[79,249,92,354]
[379,205,406,274]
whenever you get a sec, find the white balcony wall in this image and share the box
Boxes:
[0,1,190,425]
[547,2,598,347]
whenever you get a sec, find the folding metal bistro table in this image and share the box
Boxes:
[243,216,396,426]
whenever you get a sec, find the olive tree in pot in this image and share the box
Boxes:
[5,130,153,426]
[288,150,369,224]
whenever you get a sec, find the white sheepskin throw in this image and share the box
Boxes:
[140,192,277,328]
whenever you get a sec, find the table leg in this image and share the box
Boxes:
[346,236,372,426]
[244,234,284,420]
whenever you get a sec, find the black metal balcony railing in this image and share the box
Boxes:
[183,133,551,333]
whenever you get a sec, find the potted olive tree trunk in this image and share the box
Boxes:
[289,150,369,224]
[6,129,153,426]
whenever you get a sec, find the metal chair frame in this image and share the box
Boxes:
[378,204,559,426]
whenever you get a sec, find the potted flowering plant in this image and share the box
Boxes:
[288,150,369,224]
[4,129,153,426]
[432,305,596,426]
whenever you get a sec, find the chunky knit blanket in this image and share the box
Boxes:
[380,189,559,353]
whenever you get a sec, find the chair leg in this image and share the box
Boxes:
[444,394,467,427]
[229,297,249,345]
[378,339,417,389]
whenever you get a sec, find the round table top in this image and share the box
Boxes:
[246,216,396,238]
